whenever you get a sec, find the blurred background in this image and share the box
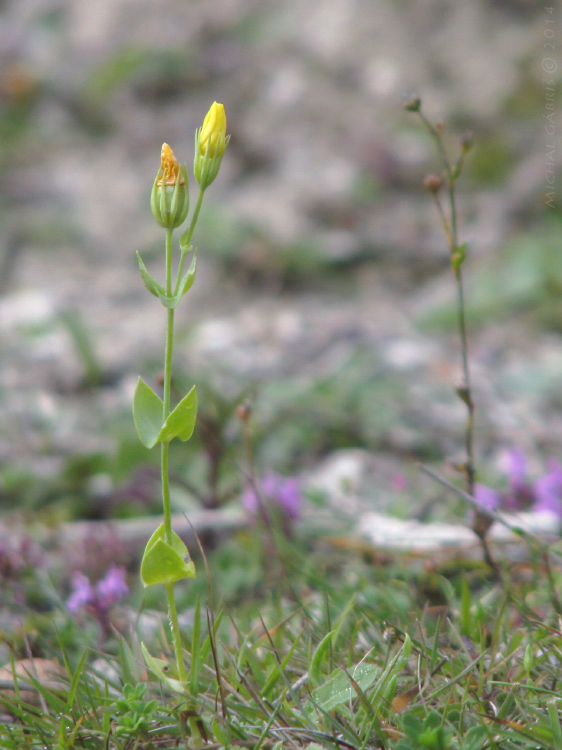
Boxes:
[0,0,561,525]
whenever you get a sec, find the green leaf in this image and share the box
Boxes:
[137,250,195,310]
[308,662,379,713]
[462,726,489,750]
[158,385,198,443]
[402,713,423,743]
[309,630,334,685]
[133,377,163,449]
[175,250,197,301]
[141,643,187,695]
[158,251,198,310]
[136,253,166,298]
[140,523,195,587]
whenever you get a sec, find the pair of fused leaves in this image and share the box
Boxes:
[141,642,187,695]
[137,248,196,309]
[133,378,197,449]
[140,522,195,588]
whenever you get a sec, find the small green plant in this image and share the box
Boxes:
[397,711,452,750]
[109,682,160,739]
[131,102,229,697]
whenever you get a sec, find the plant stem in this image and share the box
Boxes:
[162,229,175,542]
[166,582,188,685]
[454,266,475,495]
[174,187,206,296]
[161,228,187,685]
[417,111,500,575]
[421,112,475,497]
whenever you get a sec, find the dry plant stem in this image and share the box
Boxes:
[418,110,499,574]
[421,115,475,498]
[162,227,188,686]
[454,266,475,495]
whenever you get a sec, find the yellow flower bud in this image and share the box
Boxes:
[194,102,229,188]
[199,102,227,158]
[151,143,189,229]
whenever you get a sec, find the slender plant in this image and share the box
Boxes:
[132,102,229,690]
[406,98,498,575]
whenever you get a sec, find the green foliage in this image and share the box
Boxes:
[159,385,198,442]
[140,522,195,586]
[110,682,160,738]
[132,377,164,448]
[133,377,198,448]
[2,535,562,748]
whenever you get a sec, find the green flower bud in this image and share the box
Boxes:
[194,102,230,189]
[150,143,189,229]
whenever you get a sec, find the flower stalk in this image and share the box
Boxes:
[133,106,229,692]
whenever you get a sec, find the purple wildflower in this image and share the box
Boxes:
[534,460,562,516]
[95,566,128,607]
[67,572,95,613]
[67,565,128,614]
[273,476,301,521]
[474,483,501,512]
[474,450,562,519]
[244,472,302,523]
[506,449,526,492]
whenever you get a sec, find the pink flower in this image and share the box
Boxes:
[474,483,501,512]
[67,572,94,613]
[67,565,128,614]
[244,472,302,521]
[96,566,128,606]
[534,460,562,515]
[474,451,562,518]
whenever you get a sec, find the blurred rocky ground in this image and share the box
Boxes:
[0,0,561,522]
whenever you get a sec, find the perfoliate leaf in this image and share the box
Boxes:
[140,523,195,587]
[158,386,198,443]
[175,251,197,301]
[141,643,187,695]
[157,251,197,310]
[133,378,163,449]
[136,253,166,298]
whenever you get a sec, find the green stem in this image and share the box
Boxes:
[160,229,188,685]
[166,582,188,685]
[454,266,475,495]
[175,187,206,296]
[162,229,175,542]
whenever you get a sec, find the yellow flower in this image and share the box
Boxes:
[194,102,229,188]
[198,102,227,158]
[157,143,186,186]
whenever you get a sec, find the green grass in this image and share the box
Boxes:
[1,520,562,749]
